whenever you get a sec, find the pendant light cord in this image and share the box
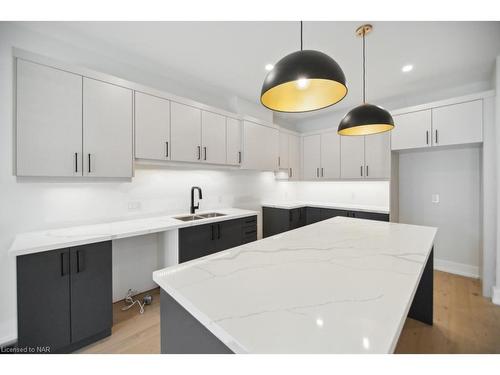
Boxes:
[300,21,303,51]
[362,30,366,103]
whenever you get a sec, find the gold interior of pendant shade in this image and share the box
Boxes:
[338,123,394,136]
[261,78,347,112]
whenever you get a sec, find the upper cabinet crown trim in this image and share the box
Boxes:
[13,48,241,121]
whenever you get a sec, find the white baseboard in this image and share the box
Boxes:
[434,258,479,279]
[492,287,500,306]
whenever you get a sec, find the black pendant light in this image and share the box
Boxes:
[338,24,394,136]
[261,21,347,113]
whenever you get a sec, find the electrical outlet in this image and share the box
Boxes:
[128,201,142,211]
[432,194,440,204]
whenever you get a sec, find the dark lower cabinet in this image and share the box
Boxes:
[179,216,257,263]
[263,207,305,237]
[17,241,112,353]
[305,207,322,225]
[265,206,390,238]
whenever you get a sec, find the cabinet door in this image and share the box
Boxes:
[320,131,341,179]
[432,100,483,147]
[242,121,279,171]
[278,132,290,169]
[364,132,391,179]
[391,110,431,150]
[216,219,243,251]
[16,59,83,177]
[70,241,112,343]
[17,249,71,351]
[170,102,202,162]
[305,207,322,225]
[288,134,301,180]
[201,111,227,164]
[226,117,242,165]
[290,208,305,229]
[302,134,321,180]
[134,92,170,161]
[263,207,290,237]
[83,78,133,177]
[340,136,365,179]
[179,223,216,263]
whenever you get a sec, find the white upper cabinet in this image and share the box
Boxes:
[392,99,483,151]
[288,134,301,180]
[302,134,321,179]
[16,59,83,177]
[83,78,133,178]
[391,110,432,150]
[340,136,365,179]
[320,131,341,179]
[242,121,278,171]
[170,102,202,163]
[201,111,227,164]
[278,132,290,169]
[431,100,483,147]
[226,117,242,165]
[364,132,391,179]
[134,92,170,161]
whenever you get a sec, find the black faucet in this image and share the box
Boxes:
[190,186,203,214]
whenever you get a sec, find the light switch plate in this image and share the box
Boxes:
[432,194,440,204]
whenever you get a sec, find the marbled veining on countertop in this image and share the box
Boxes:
[153,217,436,354]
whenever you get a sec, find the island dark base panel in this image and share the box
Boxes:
[408,248,434,325]
[160,290,233,354]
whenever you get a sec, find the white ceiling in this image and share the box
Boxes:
[18,21,500,124]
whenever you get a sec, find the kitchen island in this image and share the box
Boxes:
[153,217,437,354]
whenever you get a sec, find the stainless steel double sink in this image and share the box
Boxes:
[174,212,226,222]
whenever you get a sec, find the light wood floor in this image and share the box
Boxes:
[78,271,500,354]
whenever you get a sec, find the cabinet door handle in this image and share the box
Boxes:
[360,165,363,176]
[165,141,169,158]
[321,167,324,177]
[60,252,69,277]
[316,168,319,178]
[74,152,78,173]
[217,224,221,239]
[203,147,207,161]
[76,250,83,273]
[366,165,369,176]
[435,130,438,144]
[238,151,242,164]
[88,153,92,173]
[426,131,429,145]
[278,156,281,167]
[197,146,201,160]
[289,168,292,178]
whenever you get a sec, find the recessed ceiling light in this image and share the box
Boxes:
[265,64,274,71]
[402,64,413,73]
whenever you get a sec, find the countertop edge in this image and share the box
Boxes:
[261,202,390,214]
[9,209,259,257]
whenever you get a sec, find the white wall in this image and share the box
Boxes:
[399,146,482,278]
[294,181,390,208]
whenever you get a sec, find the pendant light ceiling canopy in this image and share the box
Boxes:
[261,22,347,113]
[338,24,394,136]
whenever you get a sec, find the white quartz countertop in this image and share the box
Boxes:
[153,217,436,354]
[261,201,390,214]
[9,208,258,256]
